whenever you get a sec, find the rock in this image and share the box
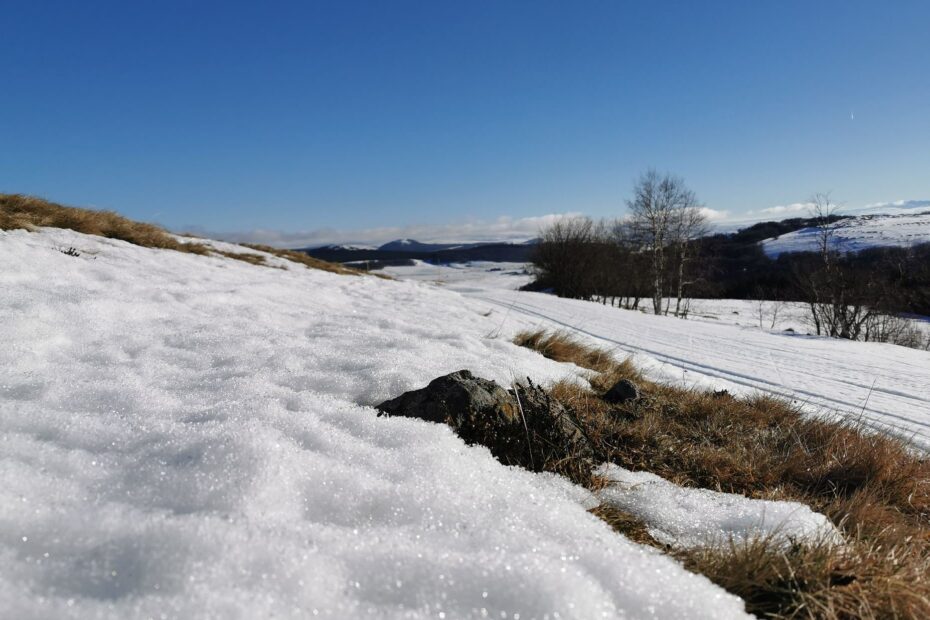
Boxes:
[513,379,590,455]
[603,379,640,404]
[376,370,593,470]
[376,370,517,428]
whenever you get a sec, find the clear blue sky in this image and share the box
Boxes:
[2,1,929,243]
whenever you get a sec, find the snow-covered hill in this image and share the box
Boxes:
[2,228,753,619]
[6,228,930,618]
[762,210,930,257]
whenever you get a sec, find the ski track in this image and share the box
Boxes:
[466,290,930,449]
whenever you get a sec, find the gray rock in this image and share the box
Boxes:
[603,378,640,404]
[376,370,517,428]
[376,370,593,470]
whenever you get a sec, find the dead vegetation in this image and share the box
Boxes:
[1,193,211,254]
[212,249,270,266]
[240,243,381,277]
[1,194,376,277]
[512,328,930,619]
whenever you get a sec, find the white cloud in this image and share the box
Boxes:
[187,212,585,249]
[754,202,815,216]
[698,207,729,221]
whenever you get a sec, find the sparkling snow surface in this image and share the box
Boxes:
[386,262,930,449]
[1,229,751,619]
[596,466,843,549]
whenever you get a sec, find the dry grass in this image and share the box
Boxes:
[241,243,392,278]
[1,194,378,277]
[211,249,270,266]
[1,193,210,254]
[681,535,930,619]
[513,328,930,619]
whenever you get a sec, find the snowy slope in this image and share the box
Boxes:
[762,210,930,256]
[1,228,752,619]
[386,263,930,450]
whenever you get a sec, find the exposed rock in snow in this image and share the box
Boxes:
[377,370,593,468]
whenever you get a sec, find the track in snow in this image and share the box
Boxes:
[468,289,930,449]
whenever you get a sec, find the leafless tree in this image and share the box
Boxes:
[627,170,705,315]
[670,204,710,316]
[799,193,879,339]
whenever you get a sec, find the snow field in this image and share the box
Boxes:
[432,282,930,449]
[1,228,752,619]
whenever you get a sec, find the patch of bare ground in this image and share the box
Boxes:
[513,328,930,619]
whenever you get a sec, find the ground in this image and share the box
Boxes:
[3,231,929,619]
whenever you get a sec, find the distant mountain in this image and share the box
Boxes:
[303,238,538,264]
[318,243,377,251]
[377,239,486,253]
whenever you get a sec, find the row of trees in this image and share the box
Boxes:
[531,170,709,316]
[530,176,930,349]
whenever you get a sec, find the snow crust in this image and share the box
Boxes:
[596,466,843,549]
[1,228,750,619]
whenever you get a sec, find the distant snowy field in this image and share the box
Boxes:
[762,210,930,257]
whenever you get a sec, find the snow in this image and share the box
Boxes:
[381,260,534,293]
[386,262,930,450]
[762,211,930,256]
[1,228,752,619]
[596,466,843,549]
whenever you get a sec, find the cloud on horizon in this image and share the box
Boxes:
[192,212,585,249]
[753,202,815,217]
[183,199,927,249]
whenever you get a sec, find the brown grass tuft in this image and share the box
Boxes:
[211,249,270,266]
[680,534,930,619]
[1,193,211,254]
[513,328,930,619]
[513,329,638,379]
[241,243,392,278]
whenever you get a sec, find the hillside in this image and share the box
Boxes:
[386,262,930,447]
[4,219,930,618]
[762,210,930,257]
[1,225,757,619]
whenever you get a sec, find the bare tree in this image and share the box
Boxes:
[799,193,879,339]
[670,204,709,316]
[627,170,703,315]
[531,217,597,299]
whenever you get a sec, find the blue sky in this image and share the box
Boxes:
[2,1,928,245]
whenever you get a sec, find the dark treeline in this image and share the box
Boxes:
[527,188,930,348]
[529,217,930,315]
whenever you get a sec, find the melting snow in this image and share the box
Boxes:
[596,465,844,549]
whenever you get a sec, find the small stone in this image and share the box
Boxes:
[603,379,639,404]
